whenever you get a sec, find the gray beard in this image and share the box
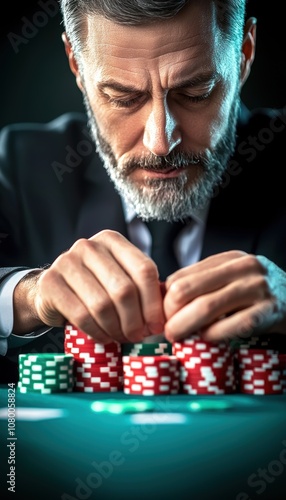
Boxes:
[82,91,240,222]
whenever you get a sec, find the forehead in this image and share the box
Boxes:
[81,1,229,86]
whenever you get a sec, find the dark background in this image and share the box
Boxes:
[0,0,285,129]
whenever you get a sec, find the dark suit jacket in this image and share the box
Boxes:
[1,102,286,380]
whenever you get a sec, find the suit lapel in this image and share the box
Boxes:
[75,156,128,240]
[200,179,257,260]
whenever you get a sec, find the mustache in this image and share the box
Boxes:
[122,151,205,174]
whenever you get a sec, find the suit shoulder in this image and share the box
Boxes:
[238,104,286,137]
[0,112,88,141]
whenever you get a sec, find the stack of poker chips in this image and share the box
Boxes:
[172,336,236,395]
[233,334,286,395]
[236,348,285,395]
[64,324,123,393]
[18,353,74,394]
[123,355,180,396]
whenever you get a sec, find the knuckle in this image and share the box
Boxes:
[93,297,114,318]
[194,296,214,318]
[168,280,189,305]
[254,275,270,295]
[38,268,56,289]
[112,281,135,303]
[242,254,263,272]
[136,258,158,282]
[95,229,124,244]
[229,250,247,259]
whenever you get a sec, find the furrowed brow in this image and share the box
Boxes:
[97,71,219,95]
[98,81,143,94]
[172,72,219,90]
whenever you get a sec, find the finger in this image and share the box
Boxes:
[35,271,112,343]
[93,231,165,335]
[164,275,271,342]
[165,250,247,287]
[200,301,276,343]
[164,255,267,319]
[54,252,127,343]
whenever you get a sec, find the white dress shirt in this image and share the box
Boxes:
[0,200,209,355]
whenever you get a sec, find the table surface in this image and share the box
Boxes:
[0,387,286,500]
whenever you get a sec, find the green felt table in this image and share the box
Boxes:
[0,386,286,500]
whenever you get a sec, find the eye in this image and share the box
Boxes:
[179,91,212,103]
[109,97,139,108]
[108,95,145,109]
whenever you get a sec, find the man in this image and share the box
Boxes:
[0,0,286,381]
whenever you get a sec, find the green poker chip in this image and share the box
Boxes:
[122,342,172,356]
[18,353,75,393]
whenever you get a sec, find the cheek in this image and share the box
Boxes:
[94,105,145,158]
[185,100,233,150]
[180,107,223,151]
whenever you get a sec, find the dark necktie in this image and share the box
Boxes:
[145,219,187,281]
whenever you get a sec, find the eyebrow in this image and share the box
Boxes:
[98,71,219,94]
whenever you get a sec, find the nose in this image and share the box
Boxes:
[143,97,182,156]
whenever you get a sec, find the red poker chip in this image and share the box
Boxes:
[74,364,123,373]
[181,385,235,395]
[181,375,236,383]
[123,355,178,363]
[74,366,123,377]
[238,348,280,355]
[173,338,230,349]
[74,386,121,393]
[124,386,178,395]
[123,365,179,374]
[124,388,179,395]
[74,379,122,388]
[65,341,121,356]
[240,385,283,395]
[75,375,123,383]
[124,374,179,383]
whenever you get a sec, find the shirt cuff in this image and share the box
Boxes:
[0,269,52,355]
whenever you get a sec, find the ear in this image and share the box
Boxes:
[240,17,257,87]
[61,32,84,92]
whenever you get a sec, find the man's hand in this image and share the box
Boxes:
[163,251,286,343]
[13,230,165,343]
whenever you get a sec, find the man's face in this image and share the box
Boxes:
[76,1,241,221]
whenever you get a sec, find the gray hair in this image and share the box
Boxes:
[60,0,247,59]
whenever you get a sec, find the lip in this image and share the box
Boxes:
[142,167,186,178]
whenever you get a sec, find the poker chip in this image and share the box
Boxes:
[122,342,172,356]
[235,348,284,395]
[64,324,123,393]
[123,355,180,395]
[172,337,236,395]
[17,323,285,398]
[18,353,74,394]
